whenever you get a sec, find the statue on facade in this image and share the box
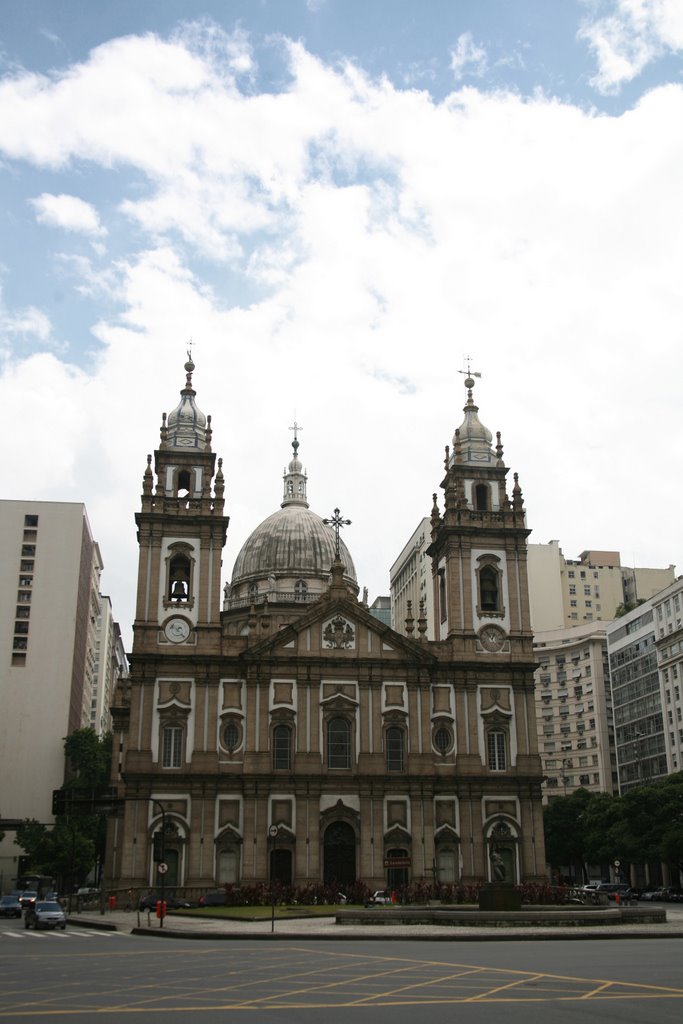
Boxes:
[490,848,506,882]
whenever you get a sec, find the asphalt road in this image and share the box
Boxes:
[1,917,683,1023]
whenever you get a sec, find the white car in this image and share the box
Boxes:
[367,890,393,905]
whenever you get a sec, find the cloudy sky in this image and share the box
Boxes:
[1,0,681,648]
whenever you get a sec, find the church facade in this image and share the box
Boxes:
[106,360,546,893]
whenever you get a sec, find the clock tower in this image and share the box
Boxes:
[133,355,228,652]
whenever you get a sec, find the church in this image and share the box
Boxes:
[106,358,547,894]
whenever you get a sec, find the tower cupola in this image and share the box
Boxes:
[451,371,494,466]
[281,422,308,507]
[164,355,209,451]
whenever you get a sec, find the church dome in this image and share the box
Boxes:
[229,428,357,599]
[231,505,357,589]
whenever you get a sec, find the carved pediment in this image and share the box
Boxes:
[320,798,360,830]
[322,614,356,649]
[215,825,243,846]
[384,823,411,844]
[434,824,460,845]
[320,692,359,714]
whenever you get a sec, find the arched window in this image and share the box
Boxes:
[168,553,191,603]
[438,568,447,624]
[177,469,191,497]
[479,565,499,611]
[328,717,351,769]
[162,725,183,768]
[474,483,489,511]
[222,720,241,753]
[434,726,453,755]
[386,727,405,772]
[248,582,259,603]
[487,729,507,772]
[273,725,292,770]
[294,579,308,601]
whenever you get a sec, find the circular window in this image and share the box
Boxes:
[222,721,241,752]
[434,726,453,755]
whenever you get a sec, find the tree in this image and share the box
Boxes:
[16,729,113,890]
[543,788,593,879]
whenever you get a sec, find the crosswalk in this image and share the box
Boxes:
[0,928,125,940]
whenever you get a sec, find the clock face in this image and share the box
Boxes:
[164,617,190,643]
[479,625,505,652]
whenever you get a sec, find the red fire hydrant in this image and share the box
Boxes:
[156,900,166,919]
[108,895,116,911]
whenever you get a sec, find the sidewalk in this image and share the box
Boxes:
[68,904,683,941]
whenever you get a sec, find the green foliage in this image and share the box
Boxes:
[544,772,683,873]
[63,728,113,792]
[614,599,647,618]
[15,819,95,885]
[16,729,114,889]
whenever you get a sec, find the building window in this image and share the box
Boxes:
[479,565,499,611]
[434,726,452,754]
[386,727,405,771]
[168,552,191,602]
[487,730,507,771]
[474,483,490,511]
[24,515,39,527]
[438,569,447,623]
[222,720,241,753]
[328,717,351,769]
[272,725,292,769]
[294,580,308,601]
[161,726,183,768]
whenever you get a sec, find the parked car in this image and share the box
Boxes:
[595,883,633,901]
[138,893,192,911]
[640,887,672,902]
[24,901,66,930]
[0,895,22,918]
[18,891,38,907]
[365,890,393,906]
[198,890,228,907]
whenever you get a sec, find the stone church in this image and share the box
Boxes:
[107,359,546,893]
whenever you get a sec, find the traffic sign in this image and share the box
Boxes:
[157,862,168,874]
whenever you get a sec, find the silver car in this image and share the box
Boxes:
[24,900,66,930]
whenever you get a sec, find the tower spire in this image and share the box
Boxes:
[281,422,309,508]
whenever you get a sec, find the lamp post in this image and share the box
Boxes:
[268,825,278,934]
[151,799,167,929]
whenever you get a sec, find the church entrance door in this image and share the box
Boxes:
[323,822,356,887]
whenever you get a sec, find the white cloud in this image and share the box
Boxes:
[579,0,683,94]
[30,192,107,236]
[2,305,52,341]
[0,27,681,645]
[449,31,488,81]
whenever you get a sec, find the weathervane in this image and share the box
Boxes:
[458,356,481,385]
[323,508,351,560]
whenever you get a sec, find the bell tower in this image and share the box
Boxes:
[133,355,229,650]
[427,369,532,654]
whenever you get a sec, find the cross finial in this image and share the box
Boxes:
[289,419,303,451]
[323,507,351,561]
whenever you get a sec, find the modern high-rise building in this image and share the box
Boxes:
[527,541,675,633]
[389,518,434,638]
[607,576,683,793]
[533,622,617,803]
[107,363,546,893]
[0,501,107,887]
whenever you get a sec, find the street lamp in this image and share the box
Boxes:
[268,825,278,934]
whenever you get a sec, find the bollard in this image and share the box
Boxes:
[156,900,166,919]
[108,895,116,911]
